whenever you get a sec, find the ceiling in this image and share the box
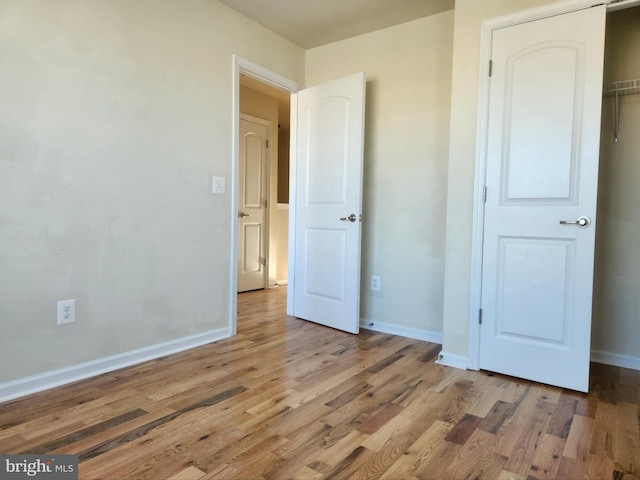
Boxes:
[218,0,455,49]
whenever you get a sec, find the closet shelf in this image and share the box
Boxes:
[603,79,640,97]
[602,79,639,144]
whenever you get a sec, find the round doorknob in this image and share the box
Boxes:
[340,214,357,223]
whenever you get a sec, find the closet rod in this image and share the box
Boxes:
[603,79,640,143]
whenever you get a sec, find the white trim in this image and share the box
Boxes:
[276,203,289,210]
[231,55,241,336]
[468,0,615,373]
[483,0,618,30]
[239,113,271,127]
[360,319,443,344]
[231,55,301,333]
[234,56,302,95]
[287,93,298,316]
[591,350,640,371]
[435,351,469,370]
[0,328,231,403]
[467,16,494,372]
[607,0,640,11]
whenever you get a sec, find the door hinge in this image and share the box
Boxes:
[260,257,267,266]
[479,308,483,325]
[266,140,269,149]
[489,60,493,77]
[482,186,487,203]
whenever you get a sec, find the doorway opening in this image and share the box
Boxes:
[230,56,299,335]
[591,4,640,368]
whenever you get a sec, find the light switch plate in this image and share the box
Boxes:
[212,176,226,194]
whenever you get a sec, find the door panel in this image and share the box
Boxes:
[242,223,263,274]
[293,72,366,334]
[244,132,264,207]
[496,237,574,344]
[480,7,606,392]
[307,99,349,204]
[238,117,268,292]
[305,228,346,301]
[503,44,581,201]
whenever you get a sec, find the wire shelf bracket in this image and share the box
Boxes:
[603,79,640,143]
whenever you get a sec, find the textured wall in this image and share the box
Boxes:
[0,0,304,382]
[306,12,455,335]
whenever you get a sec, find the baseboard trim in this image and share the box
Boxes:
[359,319,443,345]
[591,349,640,371]
[435,351,469,370]
[7,330,634,403]
[0,327,231,403]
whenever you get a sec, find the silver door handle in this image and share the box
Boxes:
[559,216,590,228]
[340,213,357,223]
[238,211,251,218]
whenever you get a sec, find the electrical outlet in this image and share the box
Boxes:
[57,299,75,325]
[370,275,381,292]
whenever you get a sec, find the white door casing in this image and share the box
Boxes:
[292,72,366,334]
[478,6,606,392]
[238,115,269,292]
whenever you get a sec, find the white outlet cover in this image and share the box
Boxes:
[57,299,75,325]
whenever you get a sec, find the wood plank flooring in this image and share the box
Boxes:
[1,287,638,479]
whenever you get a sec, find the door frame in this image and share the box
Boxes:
[230,55,302,335]
[467,0,637,370]
[238,113,271,292]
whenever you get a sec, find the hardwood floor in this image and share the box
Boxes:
[1,287,638,479]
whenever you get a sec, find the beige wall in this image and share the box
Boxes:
[592,7,640,359]
[0,0,304,383]
[4,0,638,390]
[306,11,454,334]
[276,130,289,284]
[277,130,290,205]
[441,0,567,357]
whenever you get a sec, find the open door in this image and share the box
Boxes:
[238,115,269,292]
[479,6,606,391]
[292,72,366,334]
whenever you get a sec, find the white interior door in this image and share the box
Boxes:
[479,6,606,392]
[238,115,269,292]
[292,72,366,334]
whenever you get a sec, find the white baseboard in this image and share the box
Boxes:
[7,328,634,404]
[433,349,639,373]
[591,349,640,371]
[359,319,443,344]
[435,350,469,370]
[0,327,231,403]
